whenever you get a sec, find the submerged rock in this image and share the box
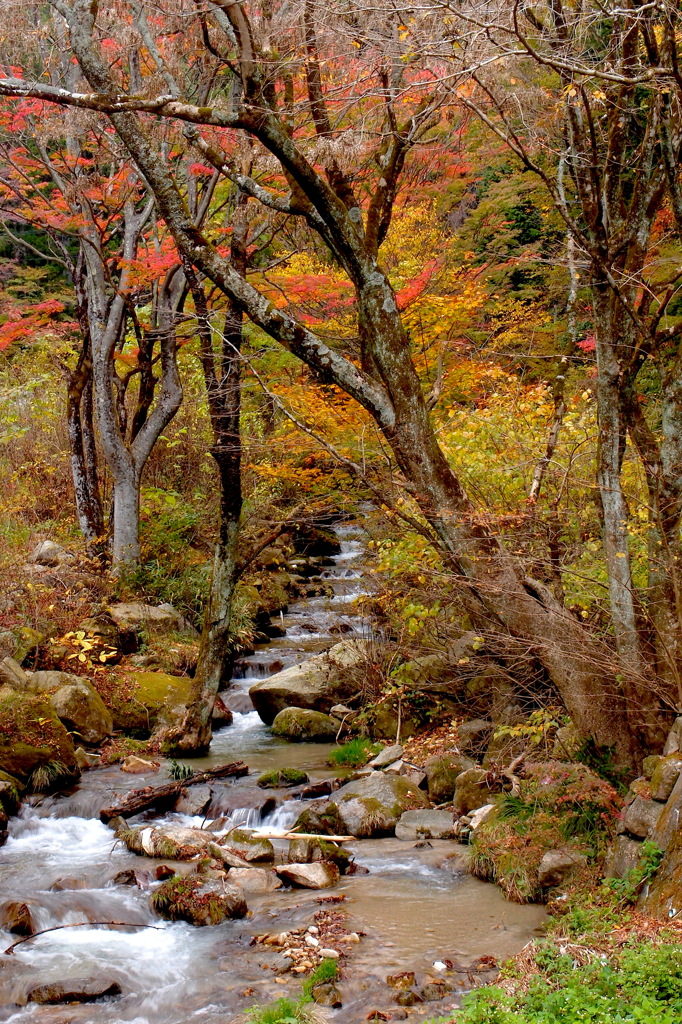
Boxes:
[151,876,247,925]
[28,977,122,1004]
[271,707,338,742]
[249,639,369,724]
[275,861,340,889]
[0,900,35,935]
[329,771,429,837]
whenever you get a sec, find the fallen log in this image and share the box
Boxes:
[100,761,248,823]
[255,829,355,842]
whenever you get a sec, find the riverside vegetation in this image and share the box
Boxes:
[3,1,682,1021]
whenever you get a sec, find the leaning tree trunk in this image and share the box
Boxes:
[67,352,104,547]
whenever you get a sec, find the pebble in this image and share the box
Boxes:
[319,948,340,959]
[347,932,360,943]
[307,925,319,935]
[305,935,319,947]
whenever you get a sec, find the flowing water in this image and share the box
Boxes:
[0,524,546,1022]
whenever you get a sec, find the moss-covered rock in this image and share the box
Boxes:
[224,828,274,864]
[287,837,353,873]
[293,802,346,836]
[0,692,78,787]
[106,671,194,737]
[150,875,247,925]
[257,768,309,788]
[425,751,476,803]
[329,771,429,837]
[271,707,338,742]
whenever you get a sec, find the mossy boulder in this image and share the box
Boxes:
[150,876,247,925]
[293,801,346,836]
[257,768,309,788]
[425,751,476,803]
[454,768,495,815]
[271,707,338,742]
[224,828,274,864]
[650,756,682,802]
[329,771,429,837]
[28,672,113,746]
[107,671,194,737]
[287,837,353,873]
[0,692,78,787]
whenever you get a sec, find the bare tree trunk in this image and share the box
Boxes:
[67,354,104,546]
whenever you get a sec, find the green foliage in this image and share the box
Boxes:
[27,759,70,793]
[328,737,381,767]
[115,559,210,626]
[243,998,309,1024]
[301,958,338,1000]
[575,739,631,792]
[167,758,194,781]
[427,942,682,1024]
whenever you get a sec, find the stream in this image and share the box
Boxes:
[0,524,546,1022]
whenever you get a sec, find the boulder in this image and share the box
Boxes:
[78,611,139,654]
[34,674,113,746]
[467,803,497,830]
[212,696,233,729]
[28,539,68,567]
[287,837,353,873]
[109,671,194,736]
[275,862,340,889]
[121,755,160,774]
[257,768,309,788]
[456,720,494,758]
[28,977,122,1004]
[329,771,429,837]
[249,639,369,724]
[119,824,250,865]
[537,849,587,888]
[108,602,197,636]
[424,751,476,804]
[151,877,247,925]
[604,835,644,879]
[224,828,274,864]
[0,900,34,935]
[453,768,494,815]
[175,784,212,816]
[0,692,78,786]
[293,802,346,836]
[622,796,661,839]
[650,756,682,802]
[395,810,454,841]
[552,723,583,762]
[649,772,682,851]
[638,824,682,919]
[0,657,26,690]
[271,707,338,742]
[226,868,282,894]
[664,715,682,755]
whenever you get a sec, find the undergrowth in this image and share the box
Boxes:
[328,737,381,767]
[244,960,338,1024]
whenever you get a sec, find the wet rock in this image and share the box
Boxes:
[121,755,160,774]
[537,849,587,887]
[420,981,453,1002]
[28,539,67,567]
[212,696,233,729]
[249,639,369,724]
[395,990,423,1007]
[28,977,122,1004]
[293,526,341,557]
[456,720,494,758]
[369,744,403,768]
[272,707,338,742]
[108,601,197,636]
[329,771,429,837]
[111,870,140,887]
[287,837,353,873]
[257,768,310,788]
[227,868,282,893]
[650,756,682,802]
[0,779,20,816]
[225,828,275,864]
[119,823,249,865]
[293,801,346,836]
[387,972,415,990]
[175,784,212,816]
[151,876,247,925]
[0,692,79,786]
[453,768,494,815]
[312,981,343,1007]
[276,862,340,889]
[604,836,643,879]
[74,746,100,770]
[395,810,454,841]
[622,795,661,838]
[0,900,34,935]
[425,751,476,803]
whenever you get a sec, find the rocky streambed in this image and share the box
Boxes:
[0,525,545,1023]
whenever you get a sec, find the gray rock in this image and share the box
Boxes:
[0,657,26,690]
[537,849,587,887]
[249,639,370,724]
[28,977,122,1004]
[395,810,454,841]
[271,707,338,742]
[604,835,643,879]
[227,868,282,893]
[369,744,403,768]
[425,751,476,803]
[287,837,352,873]
[664,716,682,756]
[28,540,67,567]
[329,771,429,837]
[650,756,682,802]
[175,784,212,816]
[453,767,494,815]
[468,803,497,830]
[224,828,275,864]
[622,796,662,839]
[275,861,340,889]
[649,771,682,852]
[107,602,197,636]
[456,719,494,757]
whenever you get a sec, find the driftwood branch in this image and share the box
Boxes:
[99,761,248,822]
[5,921,163,955]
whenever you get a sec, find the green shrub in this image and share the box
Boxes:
[328,737,381,767]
